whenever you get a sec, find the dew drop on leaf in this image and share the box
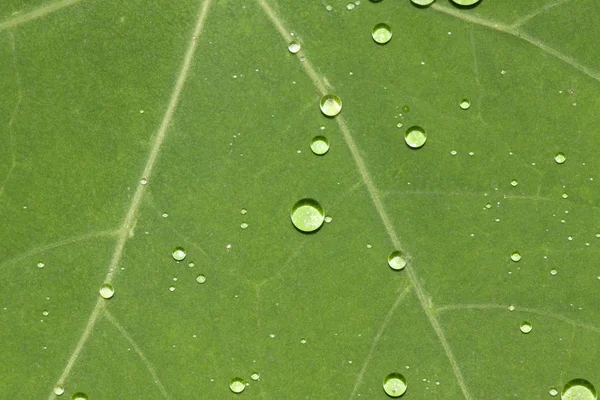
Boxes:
[310,136,330,155]
[42,310,49,316]
[172,247,186,261]
[196,274,206,284]
[346,2,355,10]
[372,23,392,44]
[411,0,435,6]
[388,251,407,270]
[549,387,558,396]
[320,94,342,117]
[140,178,147,185]
[508,305,515,311]
[561,378,597,400]
[510,251,521,262]
[251,372,260,381]
[383,372,407,397]
[290,198,325,233]
[520,321,532,334]
[99,283,115,299]
[510,179,518,187]
[404,126,427,149]
[229,377,246,394]
[555,152,566,164]
[53,385,64,396]
[37,262,45,269]
[451,0,481,6]
[241,208,247,215]
[71,393,88,400]
[551,269,558,276]
[459,98,471,110]
[288,41,301,54]
[240,222,249,229]
[324,215,333,223]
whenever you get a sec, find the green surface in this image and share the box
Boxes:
[1,0,599,399]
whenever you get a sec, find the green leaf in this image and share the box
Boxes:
[2,0,599,398]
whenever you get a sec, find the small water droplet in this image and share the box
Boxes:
[485,203,491,209]
[251,372,260,381]
[240,222,249,229]
[554,152,566,164]
[396,122,403,128]
[140,178,147,185]
[71,393,88,400]
[320,94,342,117]
[450,150,457,156]
[230,377,246,394]
[324,215,333,223]
[288,41,301,54]
[169,286,175,292]
[549,387,558,396]
[300,338,307,344]
[459,99,470,110]
[196,274,206,284]
[508,305,515,311]
[53,385,65,396]
[451,0,481,6]
[510,251,521,262]
[372,23,392,44]
[99,283,115,299]
[241,208,247,215]
[411,0,435,6]
[561,379,596,400]
[42,310,49,316]
[551,269,558,276]
[188,262,195,268]
[326,4,333,11]
[402,105,410,113]
[562,193,568,199]
[383,372,407,397]
[37,262,45,269]
[388,251,407,271]
[162,212,169,218]
[520,321,532,334]
[510,179,518,187]
[346,2,355,10]
[404,126,427,148]
[290,198,325,233]
[310,136,330,155]
[269,333,275,338]
[172,247,186,261]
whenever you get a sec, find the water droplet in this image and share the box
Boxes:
[520,321,532,334]
[326,4,333,11]
[320,94,342,117]
[396,122,403,128]
[240,222,249,229]
[388,251,407,271]
[554,152,566,164]
[383,372,407,397]
[411,0,435,6]
[510,179,518,187]
[172,247,186,261]
[346,2,355,10]
[140,178,147,185]
[251,372,260,381]
[451,0,481,5]
[310,136,330,155]
[53,385,65,396]
[562,379,596,400]
[324,215,333,223]
[551,269,558,276]
[372,23,392,44]
[510,251,521,262]
[450,150,457,156]
[71,393,88,400]
[169,286,175,292]
[229,378,246,394]
[402,105,410,113]
[485,203,491,209]
[241,208,247,215]
[99,283,115,299]
[290,198,325,233]
[162,212,169,218]
[196,274,206,284]
[288,41,301,54]
[508,305,515,311]
[42,310,49,316]
[188,262,195,268]
[549,387,558,396]
[300,338,307,344]
[459,99,470,110]
[562,193,568,199]
[404,126,427,149]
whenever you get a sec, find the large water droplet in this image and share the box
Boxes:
[520,321,532,334]
[53,385,65,396]
[372,23,392,44]
[320,94,342,117]
[555,152,566,164]
[451,0,481,5]
[510,251,521,262]
[459,99,471,110]
[172,247,186,261]
[411,0,435,6]
[288,41,301,54]
[71,393,88,400]
[99,284,114,299]
[388,251,407,270]
[290,198,325,233]
[229,377,246,394]
[561,379,597,400]
[404,126,427,148]
[310,136,330,155]
[383,372,407,397]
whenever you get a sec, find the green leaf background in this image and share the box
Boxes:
[1,0,599,398]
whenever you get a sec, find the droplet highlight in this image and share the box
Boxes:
[290,198,325,233]
[172,247,186,261]
[310,136,330,155]
[388,251,407,271]
[520,321,532,334]
[561,379,597,400]
[99,284,114,299]
[404,126,427,149]
[555,152,566,164]
[383,372,407,397]
[229,377,246,394]
[320,94,342,117]
[372,23,392,44]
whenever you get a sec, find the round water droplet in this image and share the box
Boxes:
[310,136,330,155]
[402,105,410,113]
[169,286,175,292]
[42,310,49,316]
[561,379,597,400]
[510,251,521,262]
[162,212,169,218]
[551,269,558,276]
[520,321,532,334]
[396,122,403,128]
[459,99,470,110]
[172,247,186,261]
[37,262,45,268]
[550,387,559,397]
[372,23,392,44]
[71,393,88,400]
[196,274,206,284]
[288,41,301,54]
[411,0,435,6]
[404,126,427,149]
[555,152,566,164]
[99,283,114,299]
[346,2,355,10]
[320,94,342,117]
[251,372,260,381]
[188,262,195,268]
[451,0,481,5]
[230,377,246,394]
[324,215,333,223]
[388,251,407,271]
[241,208,247,215]
[450,150,457,156]
[510,179,518,187]
[508,305,515,311]
[53,385,64,396]
[383,372,407,397]
[300,338,307,344]
[240,222,248,229]
[290,198,325,233]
